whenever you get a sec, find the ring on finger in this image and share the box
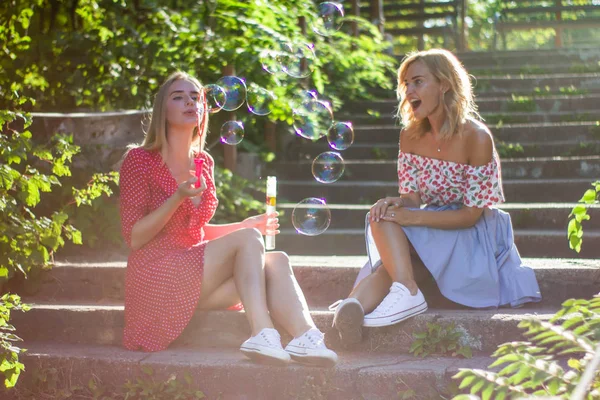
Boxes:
[383,201,388,204]
[391,213,395,217]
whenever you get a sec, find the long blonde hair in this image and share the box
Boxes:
[140,71,209,156]
[396,49,478,141]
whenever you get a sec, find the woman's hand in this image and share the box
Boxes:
[370,196,404,222]
[174,172,206,201]
[243,211,280,236]
[380,205,415,226]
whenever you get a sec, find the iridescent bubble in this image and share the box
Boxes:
[277,42,315,79]
[312,151,345,183]
[220,121,244,145]
[292,197,332,236]
[247,85,275,116]
[291,90,318,109]
[260,48,282,75]
[216,76,247,111]
[292,100,333,141]
[327,122,354,151]
[313,2,344,36]
[204,84,227,114]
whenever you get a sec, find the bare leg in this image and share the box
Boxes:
[196,277,240,310]
[348,266,392,314]
[264,252,314,338]
[201,228,273,336]
[369,220,419,295]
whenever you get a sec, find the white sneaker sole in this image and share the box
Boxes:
[363,301,428,328]
[240,344,291,365]
[333,301,364,346]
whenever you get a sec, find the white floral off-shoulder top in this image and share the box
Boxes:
[397,151,505,208]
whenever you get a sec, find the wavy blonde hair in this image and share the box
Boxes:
[140,71,209,156]
[396,49,478,141]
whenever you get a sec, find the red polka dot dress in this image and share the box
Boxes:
[119,147,219,352]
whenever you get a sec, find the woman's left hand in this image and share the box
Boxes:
[243,212,280,236]
[380,206,415,226]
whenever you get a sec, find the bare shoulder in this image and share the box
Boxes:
[464,120,493,166]
[399,128,418,152]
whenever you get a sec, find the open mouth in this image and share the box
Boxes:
[410,99,422,111]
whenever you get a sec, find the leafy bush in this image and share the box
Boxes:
[567,181,600,253]
[0,107,119,389]
[453,295,600,399]
[213,167,265,223]
[0,110,82,282]
[410,322,473,359]
[0,293,29,389]
[0,1,395,149]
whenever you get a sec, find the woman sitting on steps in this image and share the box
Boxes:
[330,48,542,346]
[119,71,337,366]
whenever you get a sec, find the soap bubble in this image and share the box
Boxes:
[247,86,275,116]
[277,42,315,79]
[292,197,332,236]
[216,76,247,111]
[327,122,354,150]
[312,151,345,183]
[313,2,345,36]
[204,84,227,114]
[292,100,333,141]
[220,120,244,145]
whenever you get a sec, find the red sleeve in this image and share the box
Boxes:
[119,148,150,248]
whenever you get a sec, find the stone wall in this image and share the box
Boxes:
[30,110,148,171]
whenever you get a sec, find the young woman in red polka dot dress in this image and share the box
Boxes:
[119,72,337,367]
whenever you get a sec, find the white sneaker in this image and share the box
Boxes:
[330,298,364,346]
[363,282,428,327]
[285,328,338,367]
[240,328,291,365]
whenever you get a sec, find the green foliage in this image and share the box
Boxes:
[409,322,473,359]
[507,95,537,113]
[0,294,29,389]
[533,85,589,97]
[567,181,600,253]
[0,0,395,155]
[213,167,265,223]
[496,141,524,158]
[0,110,81,282]
[453,296,600,399]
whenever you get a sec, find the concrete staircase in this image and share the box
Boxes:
[3,48,600,399]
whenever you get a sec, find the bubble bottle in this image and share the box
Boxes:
[265,176,277,250]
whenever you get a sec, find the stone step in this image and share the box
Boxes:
[285,140,600,160]
[453,47,600,68]
[278,178,595,204]
[345,94,600,114]
[309,122,600,145]
[277,203,600,231]
[18,257,600,309]
[469,62,600,76]
[336,110,600,126]
[276,229,600,258]
[475,73,600,94]
[274,156,600,181]
[1,342,493,400]
[9,304,558,355]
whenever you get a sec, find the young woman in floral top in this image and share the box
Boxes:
[330,49,541,346]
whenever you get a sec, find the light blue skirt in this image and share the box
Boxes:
[355,204,542,308]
